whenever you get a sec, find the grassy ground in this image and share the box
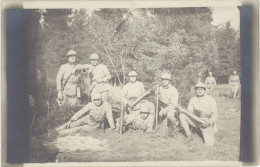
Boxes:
[30,84,241,162]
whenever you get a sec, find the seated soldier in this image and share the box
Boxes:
[179,82,218,145]
[54,92,115,135]
[117,100,155,133]
[121,71,146,114]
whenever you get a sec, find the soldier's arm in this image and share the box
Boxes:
[70,103,90,121]
[170,89,179,107]
[204,77,208,84]
[237,75,240,84]
[102,65,112,82]
[208,98,218,124]
[140,82,146,93]
[187,98,195,114]
[213,78,217,85]
[56,65,65,91]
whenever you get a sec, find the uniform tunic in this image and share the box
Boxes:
[188,95,217,123]
[124,100,155,131]
[121,81,145,100]
[121,81,145,111]
[205,77,216,87]
[159,84,178,107]
[158,84,179,124]
[56,63,81,96]
[70,101,115,128]
[90,64,111,93]
[180,94,218,145]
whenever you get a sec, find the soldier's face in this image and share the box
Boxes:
[233,71,236,75]
[129,76,136,82]
[140,112,149,120]
[162,79,170,87]
[68,55,77,63]
[195,88,205,96]
[93,99,102,106]
[91,59,98,66]
[209,73,212,77]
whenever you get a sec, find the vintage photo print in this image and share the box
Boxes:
[2,1,258,166]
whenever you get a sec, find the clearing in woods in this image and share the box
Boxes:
[31,86,241,162]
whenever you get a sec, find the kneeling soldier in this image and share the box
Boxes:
[179,82,218,145]
[158,73,179,129]
[55,92,115,133]
[117,100,155,133]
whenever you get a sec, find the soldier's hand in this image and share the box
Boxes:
[58,91,63,100]
[65,121,72,129]
[200,122,210,129]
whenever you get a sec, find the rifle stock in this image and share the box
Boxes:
[177,106,205,125]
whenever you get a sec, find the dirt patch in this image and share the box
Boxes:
[48,134,109,152]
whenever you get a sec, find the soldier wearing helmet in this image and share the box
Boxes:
[229,70,240,98]
[205,71,216,95]
[54,91,115,134]
[179,82,218,145]
[116,100,155,133]
[158,73,179,130]
[87,53,111,102]
[121,71,146,112]
[56,50,83,106]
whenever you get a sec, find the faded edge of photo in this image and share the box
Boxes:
[1,0,259,167]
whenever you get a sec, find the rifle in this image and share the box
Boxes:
[177,106,206,124]
[119,86,155,135]
[128,86,155,110]
[176,105,213,128]
[155,83,159,126]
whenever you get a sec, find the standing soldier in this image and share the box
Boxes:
[117,100,155,133]
[179,82,218,145]
[205,71,216,95]
[88,53,111,102]
[229,71,240,98]
[158,73,179,130]
[197,72,203,83]
[56,50,81,106]
[54,92,115,134]
[121,71,145,112]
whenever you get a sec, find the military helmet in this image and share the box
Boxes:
[161,73,171,80]
[91,92,102,100]
[90,53,99,60]
[195,82,206,90]
[128,71,137,77]
[140,104,150,113]
[67,50,77,57]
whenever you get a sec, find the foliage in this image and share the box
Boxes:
[214,22,240,83]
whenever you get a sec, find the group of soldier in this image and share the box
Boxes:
[52,49,240,146]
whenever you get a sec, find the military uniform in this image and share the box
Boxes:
[180,94,218,145]
[121,81,145,112]
[118,100,155,132]
[56,63,82,106]
[56,101,115,131]
[89,64,111,102]
[158,83,179,124]
[205,76,216,95]
[229,74,240,98]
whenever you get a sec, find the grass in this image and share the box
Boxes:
[30,84,241,162]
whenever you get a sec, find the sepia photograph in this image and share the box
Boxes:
[3,1,257,165]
